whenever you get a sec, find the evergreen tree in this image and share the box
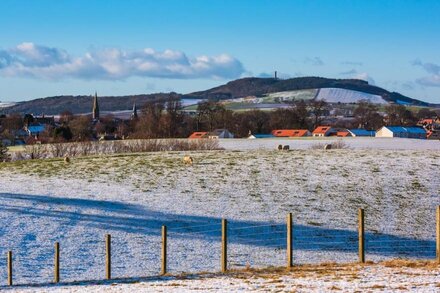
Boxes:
[0,140,10,162]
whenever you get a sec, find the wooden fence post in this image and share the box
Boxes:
[358,208,365,263]
[7,251,12,286]
[436,206,440,263]
[287,213,293,268]
[221,219,227,272]
[105,234,111,280]
[161,226,167,275]
[54,242,60,283]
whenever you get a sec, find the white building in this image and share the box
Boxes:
[375,126,427,139]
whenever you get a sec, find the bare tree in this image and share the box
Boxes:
[310,99,329,128]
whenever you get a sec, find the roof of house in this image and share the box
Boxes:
[337,131,351,137]
[419,119,434,125]
[348,129,376,136]
[188,132,208,139]
[271,129,310,137]
[27,125,45,134]
[312,126,333,134]
[385,126,427,134]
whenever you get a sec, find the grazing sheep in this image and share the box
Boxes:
[64,156,70,163]
[324,144,332,150]
[183,155,193,165]
[277,144,283,150]
[283,145,290,151]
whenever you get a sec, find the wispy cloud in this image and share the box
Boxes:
[340,61,363,66]
[413,59,440,87]
[0,42,245,80]
[304,57,324,66]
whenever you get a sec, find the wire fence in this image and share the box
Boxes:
[0,207,439,287]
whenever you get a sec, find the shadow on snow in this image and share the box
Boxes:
[0,193,435,259]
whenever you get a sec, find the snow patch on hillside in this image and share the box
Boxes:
[316,88,387,104]
[0,102,16,108]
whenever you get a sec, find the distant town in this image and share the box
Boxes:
[0,91,439,147]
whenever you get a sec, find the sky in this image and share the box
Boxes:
[0,0,440,103]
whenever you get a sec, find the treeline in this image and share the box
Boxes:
[0,98,439,144]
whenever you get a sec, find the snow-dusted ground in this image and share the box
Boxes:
[7,261,440,292]
[220,137,440,151]
[0,139,439,289]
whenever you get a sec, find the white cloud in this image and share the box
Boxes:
[413,59,440,87]
[340,69,357,75]
[0,43,245,80]
[352,72,375,85]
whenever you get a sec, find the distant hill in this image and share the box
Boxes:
[1,76,437,115]
[0,93,181,115]
[185,77,437,107]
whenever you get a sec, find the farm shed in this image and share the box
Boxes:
[248,133,275,139]
[348,129,376,137]
[375,126,427,139]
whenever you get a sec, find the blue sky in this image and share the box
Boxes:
[0,0,439,103]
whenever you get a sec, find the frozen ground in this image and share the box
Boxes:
[0,138,439,289]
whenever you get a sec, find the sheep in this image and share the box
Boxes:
[283,145,290,151]
[277,144,283,150]
[183,155,193,165]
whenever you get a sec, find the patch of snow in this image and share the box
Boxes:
[316,88,387,104]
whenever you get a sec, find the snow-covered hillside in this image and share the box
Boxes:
[0,142,439,287]
[0,102,16,109]
[316,88,387,104]
[222,87,388,106]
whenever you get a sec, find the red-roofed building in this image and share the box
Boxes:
[312,126,336,137]
[188,132,208,139]
[271,129,311,137]
[337,130,352,137]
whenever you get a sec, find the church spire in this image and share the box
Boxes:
[92,91,99,121]
[131,101,138,119]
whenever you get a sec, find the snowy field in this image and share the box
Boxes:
[9,261,440,292]
[0,138,439,289]
[220,137,440,151]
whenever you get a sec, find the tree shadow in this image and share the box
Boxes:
[0,193,435,259]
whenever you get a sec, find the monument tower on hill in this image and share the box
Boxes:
[92,92,99,121]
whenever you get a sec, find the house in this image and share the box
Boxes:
[347,129,376,137]
[208,129,234,139]
[271,129,311,137]
[312,126,336,137]
[375,126,427,139]
[188,132,208,139]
